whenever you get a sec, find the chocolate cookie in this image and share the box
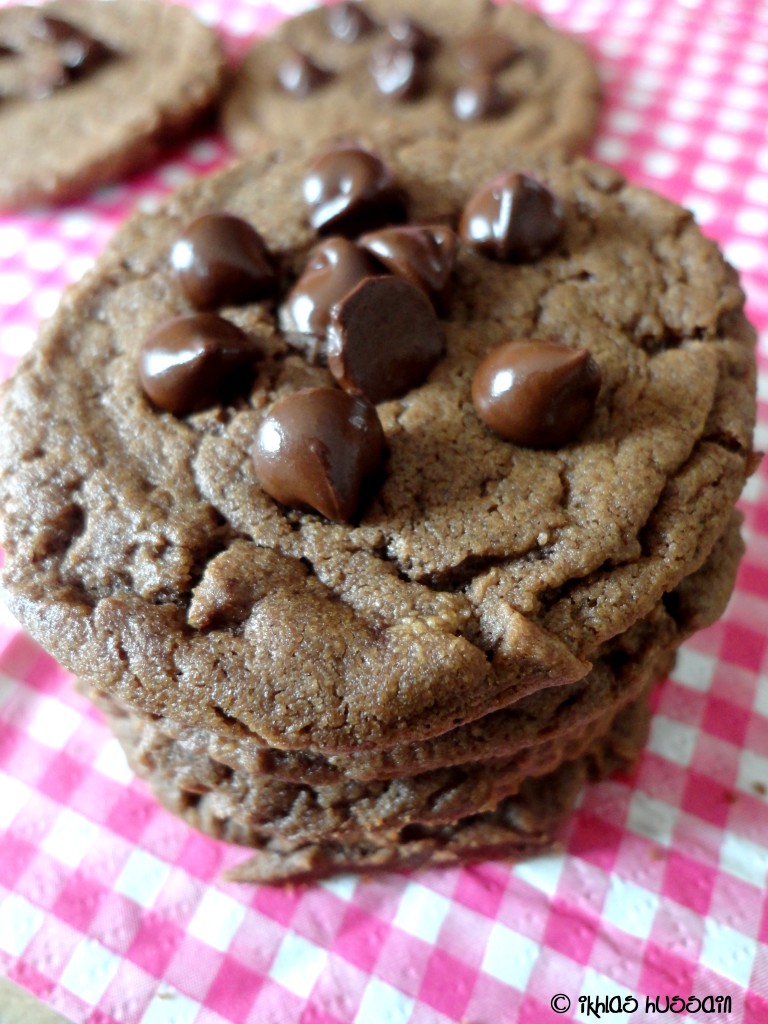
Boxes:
[0,0,225,209]
[222,0,601,158]
[0,134,758,881]
[80,512,744,789]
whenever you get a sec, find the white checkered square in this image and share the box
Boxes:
[269,932,327,999]
[700,919,757,988]
[601,877,660,940]
[481,922,540,990]
[59,937,122,1004]
[736,749,768,798]
[671,647,717,692]
[513,852,566,898]
[647,715,699,768]
[354,977,414,1024]
[40,809,100,868]
[0,771,30,829]
[93,736,134,784]
[719,833,768,889]
[114,849,171,909]
[0,672,17,710]
[576,969,638,1024]
[140,986,202,1024]
[22,696,82,749]
[626,792,678,846]
[392,883,452,945]
[186,889,246,951]
[0,893,45,956]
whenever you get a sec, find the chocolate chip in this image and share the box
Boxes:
[278,238,378,356]
[358,224,457,308]
[459,172,564,262]
[456,31,521,74]
[139,314,258,416]
[303,146,407,237]
[276,48,333,97]
[327,1,376,43]
[471,340,601,447]
[34,13,113,79]
[252,387,385,521]
[327,276,445,403]
[0,44,16,58]
[387,17,437,57]
[452,73,510,121]
[170,214,276,311]
[370,41,425,101]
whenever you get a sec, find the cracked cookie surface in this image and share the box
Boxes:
[0,135,757,757]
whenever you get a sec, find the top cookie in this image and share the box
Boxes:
[222,0,601,157]
[0,0,225,209]
[0,134,757,757]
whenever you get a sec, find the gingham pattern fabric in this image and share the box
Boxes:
[1,1,767,1022]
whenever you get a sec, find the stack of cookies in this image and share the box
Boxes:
[0,0,759,883]
[0,120,757,879]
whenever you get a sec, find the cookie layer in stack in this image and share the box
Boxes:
[0,135,757,882]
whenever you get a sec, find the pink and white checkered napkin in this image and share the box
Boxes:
[1,1,767,1022]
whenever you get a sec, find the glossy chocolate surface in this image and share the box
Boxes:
[170,213,277,311]
[34,13,113,79]
[359,224,457,306]
[326,1,376,43]
[327,275,445,404]
[303,146,407,237]
[139,314,257,415]
[369,40,425,101]
[276,48,333,97]
[386,17,437,57]
[460,171,564,262]
[452,73,510,121]
[471,340,601,447]
[252,386,385,521]
[279,237,378,347]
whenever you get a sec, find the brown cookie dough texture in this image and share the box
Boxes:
[0,0,225,209]
[222,0,601,158]
[0,134,758,882]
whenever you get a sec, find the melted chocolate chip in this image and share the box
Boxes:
[471,340,601,447]
[276,48,333,97]
[452,73,510,121]
[370,41,425,101]
[252,387,385,521]
[139,314,257,415]
[459,172,564,262]
[387,17,437,57]
[327,276,445,403]
[303,146,407,237]
[170,213,276,311]
[34,13,113,79]
[279,237,378,355]
[456,31,521,74]
[327,1,376,43]
[359,224,457,308]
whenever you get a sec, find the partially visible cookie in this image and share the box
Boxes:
[222,0,600,158]
[0,0,226,209]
